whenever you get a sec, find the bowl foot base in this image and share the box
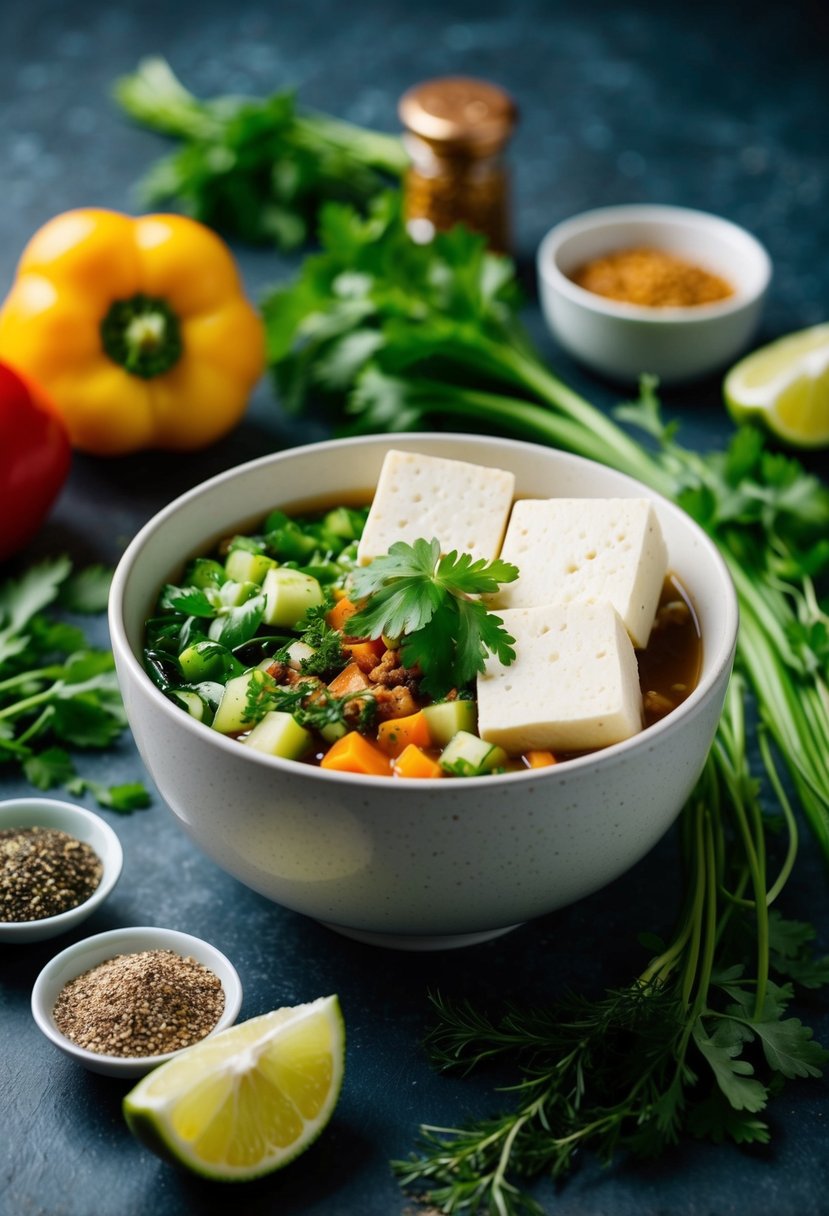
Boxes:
[319,921,522,951]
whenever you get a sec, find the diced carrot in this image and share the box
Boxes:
[320,731,391,776]
[393,744,444,779]
[327,662,371,696]
[377,710,432,757]
[525,749,557,768]
[344,638,386,670]
[326,597,359,631]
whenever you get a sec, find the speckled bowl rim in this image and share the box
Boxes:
[30,925,243,1078]
[537,203,772,322]
[0,798,123,943]
[109,432,739,793]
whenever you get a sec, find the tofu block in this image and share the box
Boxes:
[492,498,668,648]
[476,603,643,754]
[356,450,515,564]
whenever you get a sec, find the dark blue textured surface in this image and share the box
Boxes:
[1,2,828,1214]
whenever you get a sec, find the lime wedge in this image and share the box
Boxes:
[723,323,829,448]
[123,995,344,1180]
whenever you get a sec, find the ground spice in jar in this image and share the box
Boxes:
[53,949,225,1058]
[570,246,734,308]
[0,827,103,922]
[398,76,518,252]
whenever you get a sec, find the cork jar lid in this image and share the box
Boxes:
[398,77,517,153]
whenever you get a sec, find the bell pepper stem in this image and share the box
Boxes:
[100,294,182,379]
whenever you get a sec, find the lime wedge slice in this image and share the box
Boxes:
[123,995,344,1180]
[723,323,829,448]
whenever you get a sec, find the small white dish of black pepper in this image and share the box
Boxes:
[0,797,124,943]
[30,925,243,1078]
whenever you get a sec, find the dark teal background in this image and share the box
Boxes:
[1,2,828,1213]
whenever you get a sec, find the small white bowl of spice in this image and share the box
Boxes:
[537,203,772,385]
[0,797,123,943]
[31,925,243,1078]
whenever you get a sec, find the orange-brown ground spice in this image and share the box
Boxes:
[570,246,733,308]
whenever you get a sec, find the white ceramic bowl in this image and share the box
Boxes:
[537,204,772,385]
[31,925,243,1078]
[109,433,738,950]
[0,798,123,943]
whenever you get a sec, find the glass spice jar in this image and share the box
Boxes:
[398,76,518,253]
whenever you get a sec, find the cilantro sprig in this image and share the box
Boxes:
[0,558,150,812]
[348,538,518,698]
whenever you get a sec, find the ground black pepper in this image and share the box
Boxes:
[52,949,225,1057]
[0,826,103,922]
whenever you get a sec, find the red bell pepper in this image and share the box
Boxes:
[0,361,71,561]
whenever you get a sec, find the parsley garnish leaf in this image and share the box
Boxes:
[0,557,150,811]
[349,538,517,697]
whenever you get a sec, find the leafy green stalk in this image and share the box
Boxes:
[114,57,408,249]
[393,680,829,1213]
[0,559,150,811]
[263,192,829,865]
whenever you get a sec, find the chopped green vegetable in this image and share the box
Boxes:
[114,57,408,250]
[276,603,347,677]
[0,558,150,812]
[349,537,518,698]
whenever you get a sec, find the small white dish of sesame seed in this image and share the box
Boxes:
[30,925,243,1078]
[0,797,123,944]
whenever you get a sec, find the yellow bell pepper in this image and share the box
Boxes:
[0,209,265,456]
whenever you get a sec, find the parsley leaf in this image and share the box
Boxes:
[276,602,347,676]
[59,565,113,613]
[349,538,517,697]
[22,746,76,790]
[68,777,152,813]
[0,557,150,811]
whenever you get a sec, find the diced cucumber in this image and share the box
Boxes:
[224,549,277,585]
[242,711,312,760]
[261,567,324,628]
[179,640,243,682]
[422,700,477,747]
[170,689,213,725]
[184,557,227,589]
[283,640,316,670]
[323,506,359,540]
[211,670,265,735]
[439,730,508,777]
[218,579,260,608]
[320,720,348,744]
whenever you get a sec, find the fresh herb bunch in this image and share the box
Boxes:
[114,57,408,249]
[349,538,518,697]
[263,191,829,863]
[393,678,829,1214]
[0,558,150,812]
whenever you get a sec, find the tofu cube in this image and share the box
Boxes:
[356,450,515,564]
[492,498,668,647]
[476,602,643,754]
